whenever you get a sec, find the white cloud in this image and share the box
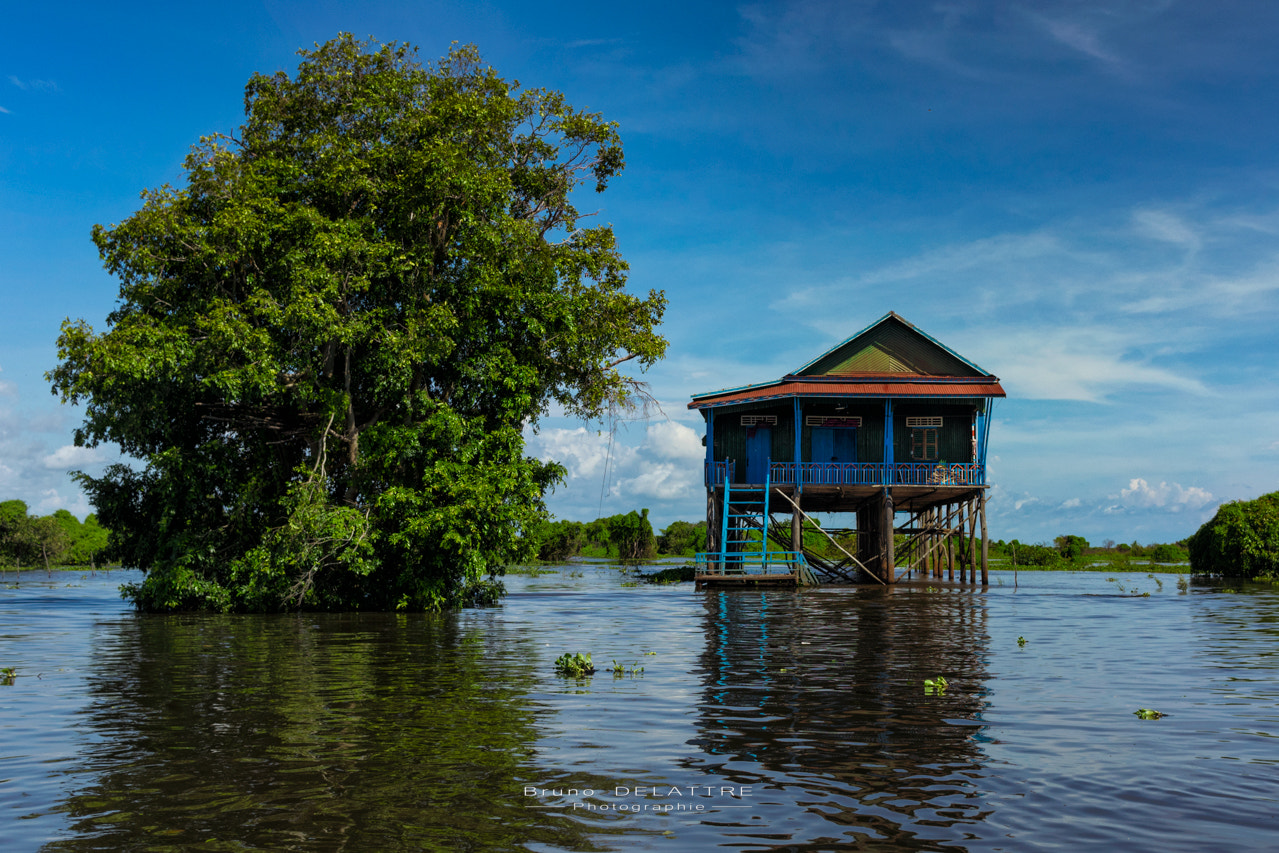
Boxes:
[639,420,703,462]
[1036,17,1124,68]
[42,444,103,469]
[1115,478,1214,511]
[1060,497,1082,509]
[8,75,58,93]
[614,461,700,502]
[980,328,1206,402]
[1131,208,1201,251]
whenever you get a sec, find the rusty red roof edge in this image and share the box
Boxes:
[688,380,1006,409]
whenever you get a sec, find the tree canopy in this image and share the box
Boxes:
[1188,492,1279,579]
[49,35,666,611]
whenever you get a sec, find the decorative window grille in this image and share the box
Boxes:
[905,416,943,428]
[741,415,777,426]
[806,416,862,428]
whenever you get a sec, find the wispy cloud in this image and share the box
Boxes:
[1034,16,1124,68]
[8,75,59,93]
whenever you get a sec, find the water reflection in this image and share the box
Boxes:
[690,586,992,850]
[45,610,601,852]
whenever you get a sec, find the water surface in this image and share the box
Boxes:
[2,567,1277,851]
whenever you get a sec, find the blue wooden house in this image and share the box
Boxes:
[689,312,1005,586]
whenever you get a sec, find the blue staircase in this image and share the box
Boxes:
[695,463,817,584]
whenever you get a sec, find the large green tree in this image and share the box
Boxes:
[1188,492,1279,579]
[49,35,666,611]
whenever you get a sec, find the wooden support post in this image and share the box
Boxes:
[792,503,802,552]
[950,502,960,582]
[980,492,989,586]
[968,497,978,583]
[951,503,961,583]
[932,509,941,579]
[882,491,895,583]
[706,489,720,574]
[945,504,955,580]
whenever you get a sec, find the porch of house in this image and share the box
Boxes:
[705,460,987,489]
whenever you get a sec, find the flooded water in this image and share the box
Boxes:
[2,565,1277,851]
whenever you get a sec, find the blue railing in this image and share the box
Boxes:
[694,550,812,579]
[706,461,985,486]
[705,460,735,486]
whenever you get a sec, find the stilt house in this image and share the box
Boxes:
[689,312,1005,586]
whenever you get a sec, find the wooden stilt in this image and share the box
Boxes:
[882,491,895,583]
[968,497,978,584]
[945,503,955,580]
[980,492,989,586]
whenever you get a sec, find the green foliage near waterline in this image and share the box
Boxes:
[987,536,1190,571]
[1188,491,1279,580]
[641,564,696,584]
[47,36,666,612]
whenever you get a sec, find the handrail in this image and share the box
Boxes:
[766,462,985,486]
[694,550,810,577]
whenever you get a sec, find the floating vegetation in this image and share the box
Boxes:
[923,676,948,695]
[554,652,595,678]
[1177,576,1190,593]
[506,565,556,576]
[642,565,696,584]
[1134,708,1166,720]
[611,660,644,677]
[1,667,15,686]
[1017,636,1027,647]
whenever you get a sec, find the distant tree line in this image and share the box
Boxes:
[988,535,1189,567]
[0,500,110,571]
[527,510,707,562]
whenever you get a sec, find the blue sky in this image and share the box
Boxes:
[4,1,1279,547]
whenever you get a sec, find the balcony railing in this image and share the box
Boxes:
[706,461,985,487]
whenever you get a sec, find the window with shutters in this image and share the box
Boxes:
[911,428,938,460]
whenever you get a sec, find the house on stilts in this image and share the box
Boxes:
[690,312,1005,588]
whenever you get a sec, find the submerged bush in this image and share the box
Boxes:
[1188,492,1279,579]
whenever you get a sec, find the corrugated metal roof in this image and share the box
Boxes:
[795,312,993,378]
[688,379,1006,409]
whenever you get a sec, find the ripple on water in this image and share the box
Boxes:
[2,567,1279,851]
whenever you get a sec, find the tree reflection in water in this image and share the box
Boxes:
[45,611,605,852]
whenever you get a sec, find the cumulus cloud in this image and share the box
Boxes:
[1115,477,1214,511]
[639,420,703,462]
[527,419,707,522]
[42,444,103,469]
[1060,497,1082,509]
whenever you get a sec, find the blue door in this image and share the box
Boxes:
[812,428,857,483]
[745,427,771,483]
